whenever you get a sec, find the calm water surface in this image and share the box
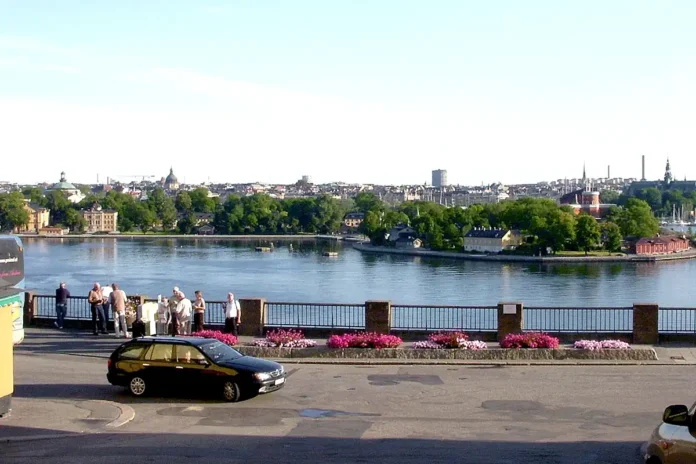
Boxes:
[22,238,696,306]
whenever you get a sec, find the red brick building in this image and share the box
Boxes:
[635,235,690,255]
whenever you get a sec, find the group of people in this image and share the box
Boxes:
[156,287,242,336]
[54,282,243,337]
[86,282,129,337]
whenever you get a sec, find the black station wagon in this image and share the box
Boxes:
[107,337,286,402]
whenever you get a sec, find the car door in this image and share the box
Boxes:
[173,345,209,392]
[142,343,177,389]
[666,415,696,463]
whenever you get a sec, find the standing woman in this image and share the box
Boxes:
[193,290,206,333]
[223,292,241,336]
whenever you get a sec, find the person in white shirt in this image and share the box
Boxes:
[101,284,113,326]
[157,297,170,335]
[223,292,241,336]
[176,291,193,335]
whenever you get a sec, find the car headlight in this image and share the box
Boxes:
[254,372,272,381]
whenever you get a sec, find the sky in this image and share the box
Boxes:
[1,0,695,186]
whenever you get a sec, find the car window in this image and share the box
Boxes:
[119,344,146,360]
[146,343,174,362]
[199,341,243,362]
[175,345,206,364]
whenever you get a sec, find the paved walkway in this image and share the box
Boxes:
[14,327,696,364]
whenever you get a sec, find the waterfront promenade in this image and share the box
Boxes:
[4,328,696,463]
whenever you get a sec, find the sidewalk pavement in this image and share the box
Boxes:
[15,327,696,365]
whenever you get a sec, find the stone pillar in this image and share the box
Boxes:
[365,300,391,333]
[633,303,659,344]
[23,291,36,326]
[497,302,523,342]
[239,298,266,337]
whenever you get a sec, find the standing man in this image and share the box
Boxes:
[157,297,170,335]
[223,292,241,336]
[176,291,192,335]
[101,283,113,329]
[193,290,205,333]
[55,282,70,329]
[88,283,107,335]
[168,286,181,336]
[110,283,128,338]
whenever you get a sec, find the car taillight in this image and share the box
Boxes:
[658,439,675,451]
[108,359,112,369]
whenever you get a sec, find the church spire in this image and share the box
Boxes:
[582,163,587,189]
[664,157,673,185]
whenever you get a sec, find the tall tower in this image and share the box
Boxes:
[581,163,587,189]
[641,155,646,181]
[664,158,673,185]
[607,165,610,179]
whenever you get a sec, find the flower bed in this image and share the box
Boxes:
[191,330,238,346]
[574,340,631,351]
[500,332,559,349]
[327,332,403,349]
[413,331,487,350]
[252,329,317,348]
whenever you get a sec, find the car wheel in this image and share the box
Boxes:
[129,376,147,397]
[222,380,241,402]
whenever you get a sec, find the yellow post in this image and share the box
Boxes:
[0,294,21,417]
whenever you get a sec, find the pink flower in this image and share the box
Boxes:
[428,331,470,348]
[327,332,403,349]
[256,329,318,348]
[500,332,559,349]
[190,330,238,346]
[574,340,630,350]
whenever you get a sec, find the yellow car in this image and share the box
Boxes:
[644,402,696,463]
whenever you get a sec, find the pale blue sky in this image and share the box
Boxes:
[1,1,695,185]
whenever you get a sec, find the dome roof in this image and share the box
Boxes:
[165,167,178,184]
[49,172,77,191]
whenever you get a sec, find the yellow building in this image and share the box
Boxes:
[14,201,50,234]
[463,228,523,253]
[82,205,119,233]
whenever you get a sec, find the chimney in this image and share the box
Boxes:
[642,155,646,181]
[607,165,610,179]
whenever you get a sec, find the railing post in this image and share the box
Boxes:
[239,298,266,337]
[365,300,391,333]
[633,303,659,344]
[497,302,524,342]
[23,291,36,326]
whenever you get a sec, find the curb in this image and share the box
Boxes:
[0,432,85,443]
[269,359,692,366]
[89,400,135,428]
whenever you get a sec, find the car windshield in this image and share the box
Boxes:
[199,341,243,362]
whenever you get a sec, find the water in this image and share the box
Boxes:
[20,237,696,307]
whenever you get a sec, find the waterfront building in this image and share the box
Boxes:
[343,212,364,229]
[163,168,180,191]
[38,227,69,236]
[463,228,523,253]
[14,201,50,234]
[81,204,118,233]
[45,172,85,203]
[635,235,690,255]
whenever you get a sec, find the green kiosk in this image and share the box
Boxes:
[0,235,25,417]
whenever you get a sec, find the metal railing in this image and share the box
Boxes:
[659,308,696,333]
[34,295,93,320]
[524,307,633,333]
[391,305,498,332]
[143,298,226,325]
[265,302,365,329]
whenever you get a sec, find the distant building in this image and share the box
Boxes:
[45,172,85,203]
[559,165,616,218]
[635,235,690,255]
[164,168,179,190]
[197,224,215,235]
[38,227,69,236]
[301,175,312,184]
[82,204,118,233]
[343,212,364,229]
[432,169,448,188]
[14,201,50,233]
[395,236,422,249]
[386,224,417,243]
[463,228,523,253]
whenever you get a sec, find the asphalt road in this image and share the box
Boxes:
[3,340,696,463]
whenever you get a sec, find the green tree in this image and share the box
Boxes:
[175,191,193,213]
[22,187,46,206]
[638,188,662,213]
[44,190,72,225]
[599,190,620,205]
[575,215,601,255]
[0,192,30,231]
[64,208,86,233]
[354,192,384,214]
[601,222,623,252]
[147,188,177,231]
[177,214,197,234]
[616,198,660,238]
[189,188,215,213]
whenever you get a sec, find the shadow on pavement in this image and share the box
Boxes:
[0,431,646,463]
[17,328,125,358]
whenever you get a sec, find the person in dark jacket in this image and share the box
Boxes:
[55,282,70,329]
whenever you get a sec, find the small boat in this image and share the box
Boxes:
[323,251,339,257]
[255,247,272,252]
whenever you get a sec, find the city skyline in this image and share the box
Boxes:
[2,1,696,185]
